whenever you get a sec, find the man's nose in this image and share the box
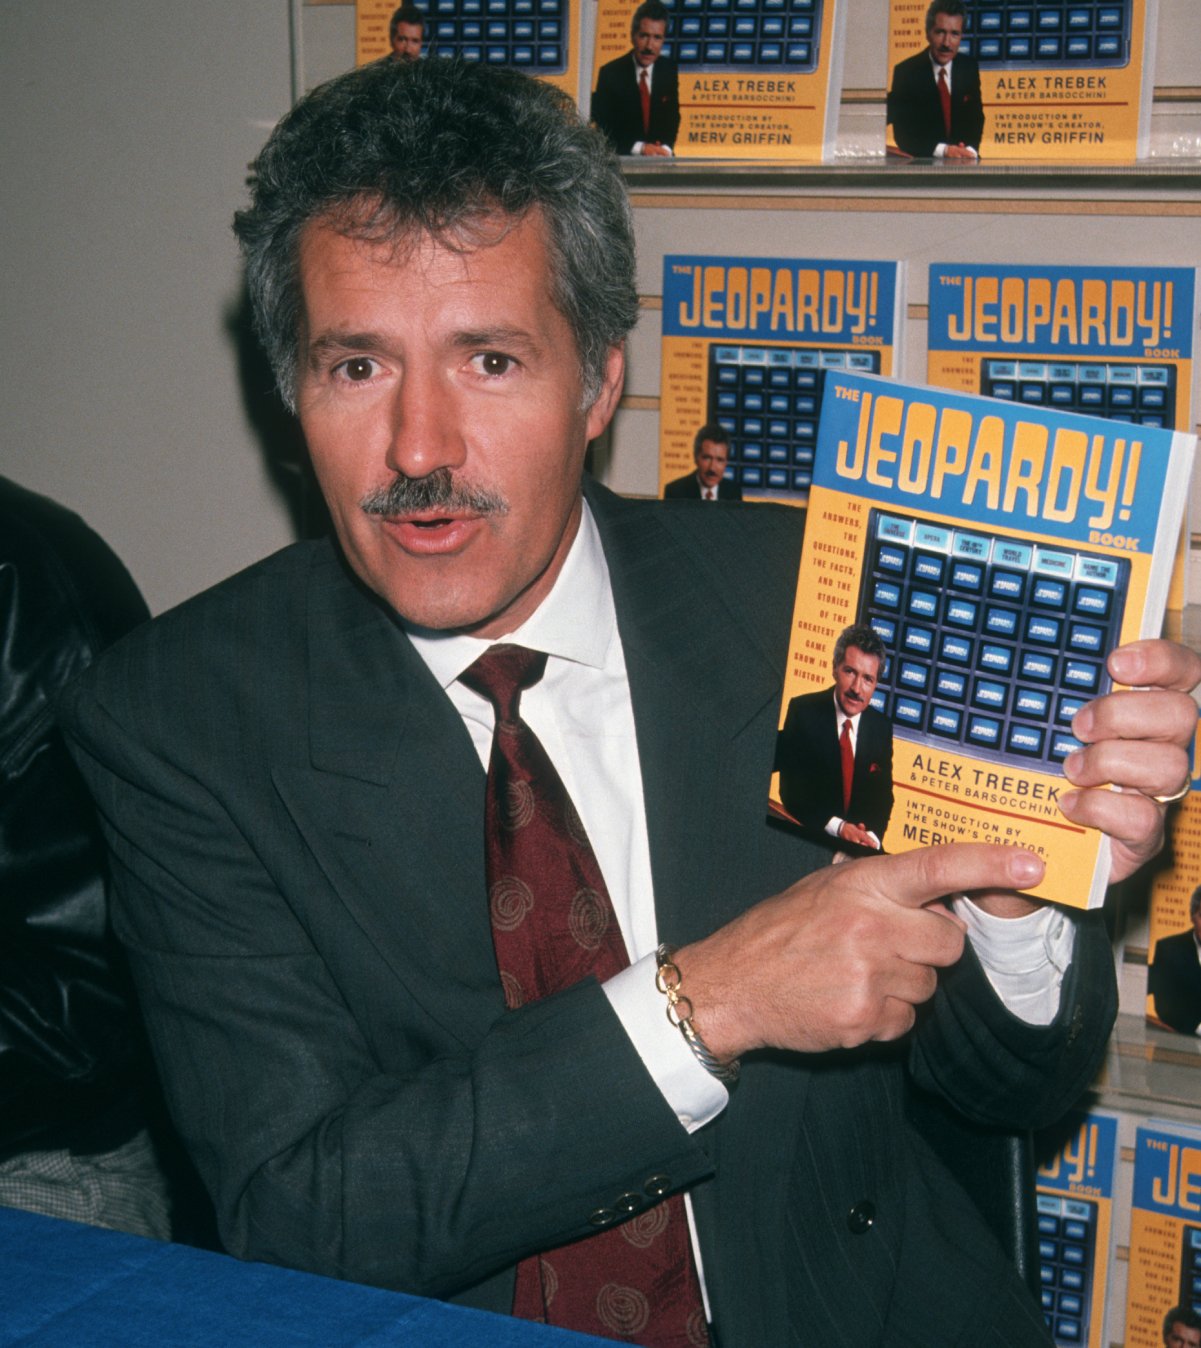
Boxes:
[383,369,467,480]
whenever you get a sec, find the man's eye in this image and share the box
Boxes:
[336,357,377,382]
[476,352,513,377]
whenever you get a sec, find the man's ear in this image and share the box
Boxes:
[585,344,626,441]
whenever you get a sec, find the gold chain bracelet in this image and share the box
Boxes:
[654,944,740,1084]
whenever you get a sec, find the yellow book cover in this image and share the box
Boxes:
[886,0,1158,162]
[658,255,904,504]
[355,0,582,100]
[769,370,1194,909]
[591,0,845,160]
[1036,1110,1119,1347]
[1126,1121,1201,1347]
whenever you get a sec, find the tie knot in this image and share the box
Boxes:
[461,644,548,724]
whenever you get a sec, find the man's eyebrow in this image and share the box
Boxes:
[304,326,543,367]
[450,325,542,353]
[305,332,388,367]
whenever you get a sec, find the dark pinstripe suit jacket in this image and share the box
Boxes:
[61,480,1111,1345]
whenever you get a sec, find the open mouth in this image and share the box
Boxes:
[382,512,484,555]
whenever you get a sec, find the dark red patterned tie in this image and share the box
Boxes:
[639,67,651,136]
[461,644,709,1348]
[937,66,951,138]
[839,717,854,816]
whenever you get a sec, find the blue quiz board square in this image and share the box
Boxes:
[856,509,1129,774]
[660,0,823,72]
[422,0,568,73]
[1037,1193,1097,1344]
[982,359,1175,428]
[708,344,880,497]
[957,0,1131,68]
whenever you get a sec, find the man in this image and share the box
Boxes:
[0,478,171,1239]
[388,4,424,61]
[776,624,893,856]
[663,424,741,501]
[61,58,1200,1346]
[887,0,984,159]
[1164,1305,1201,1348]
[1149,885,1201,1034]
[591,0,680,157]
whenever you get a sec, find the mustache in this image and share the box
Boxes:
[359,469,509,518]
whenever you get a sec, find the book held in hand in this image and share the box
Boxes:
[768,370,1195,909]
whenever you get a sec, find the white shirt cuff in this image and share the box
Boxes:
[603,954,728,1132]
[953,897,1076,1027]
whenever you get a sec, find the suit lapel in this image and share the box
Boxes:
[588,485,785,947]
[273,545,502,1041]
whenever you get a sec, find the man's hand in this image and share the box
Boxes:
[839,821,880,850]
[1060,638,1201,883]
[640,141,671,156]
[944,143,977,160]
[958,638,1200,921]
[675,843,1045,1061]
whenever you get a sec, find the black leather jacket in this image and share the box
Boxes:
[0,476,152,1155]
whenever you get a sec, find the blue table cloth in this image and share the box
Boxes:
[0,1207,617,1346]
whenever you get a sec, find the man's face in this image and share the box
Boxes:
[926,11,964,65]
[632,18,666,66]
[390,22,423,60]
[1192,905,1201,942]
[833,646,881,719]
[1166,1323,1201,1348]
[295,208,624,637]
[694,439,729,489]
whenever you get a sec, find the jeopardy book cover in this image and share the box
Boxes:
[1145,718,1201,1035]
[768,370,1194,910]
[1035,1110,1119,1348]
[658,256,904,505]
[926,262,1199,608]
[592,0,846,160]
[886,0,1159,161]
[1126,1120,1201,1347]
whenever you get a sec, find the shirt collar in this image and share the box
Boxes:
[833,691,862,731]
[403,499,617,690]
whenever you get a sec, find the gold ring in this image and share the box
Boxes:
[1153,782,1191,804]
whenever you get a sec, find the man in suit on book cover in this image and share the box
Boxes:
[887,0,984,159]
[60,56,1201,1348]
[663,424,743,500]
[591,0,680,157]
[776,624,895,856]
[1163,1305,1201,1348]
[1149,885,1201,1034]
[388,5,425,62]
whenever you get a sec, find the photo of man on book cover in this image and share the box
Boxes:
[774,623,895,858]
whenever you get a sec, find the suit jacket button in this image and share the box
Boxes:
[644,1174,671,1198]
[616,1191,643,1214]
[847,1201,875,1234]
[589,1208,617,1227]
